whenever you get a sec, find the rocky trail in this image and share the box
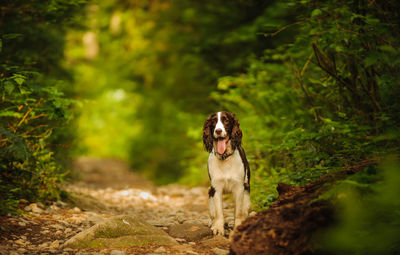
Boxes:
[0,157,363,255]
[0,158,238,255]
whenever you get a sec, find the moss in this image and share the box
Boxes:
[64,215,177,248]
[72,235,176,248]
[93,218,159,238]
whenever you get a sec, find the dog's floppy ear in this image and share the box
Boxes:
[203,114,215,152]
[229,113,242,150]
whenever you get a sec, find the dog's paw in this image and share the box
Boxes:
[211,221,224,236]
[234,218,244,229]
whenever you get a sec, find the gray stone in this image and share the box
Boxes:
[18,222,26,227]
[53,224,64,230]
[17,248,26,253]
[110,250,125,255]
[199,235,230,247]
[55,201,67,208]
[28,203,43,214]
[38,242,49,248]
[49,240,60,249]
[73,207,82,212]
[212,247,229,255]
[46,205,60,213]
[15,239,25,246]
[175,238,186,242]
[176,216,185,224]
[168,222,212,241]
[67,192,107,212]
[63,215,177,248]
[153,246,166,253]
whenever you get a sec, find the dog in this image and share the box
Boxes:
[203,111,250,236]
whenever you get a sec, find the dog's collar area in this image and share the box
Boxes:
[214,151,234,160]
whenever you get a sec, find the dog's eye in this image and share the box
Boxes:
[222,117,228,123]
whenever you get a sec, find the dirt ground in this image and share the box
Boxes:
[229,182,334,255]
[1,157,365,255]
[0,157,233,255]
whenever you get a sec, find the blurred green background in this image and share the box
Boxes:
[1,0,400,253]
[65,0,298,186]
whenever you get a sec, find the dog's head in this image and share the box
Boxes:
[202,111,242,154]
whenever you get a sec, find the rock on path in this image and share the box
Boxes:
[63,215,178,248]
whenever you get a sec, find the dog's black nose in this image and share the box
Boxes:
[215,129,222,135]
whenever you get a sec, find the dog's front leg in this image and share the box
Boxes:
[211,187,224,236]
[233,184,250,229]
[208,186,216,221]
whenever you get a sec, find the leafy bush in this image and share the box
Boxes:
[213,0,400,210]
[0,72,73,214]
[0,0,86,214]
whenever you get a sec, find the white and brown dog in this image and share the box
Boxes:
[203,111,250,236]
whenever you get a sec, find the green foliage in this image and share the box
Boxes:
[0,0,86,214]
[0,75,72,213]
[3,7,399,255]
[212,0,400,210]
[316,159,400,254]
[65,0,297,183]
[66,1,400,214]
[28,0,400,251]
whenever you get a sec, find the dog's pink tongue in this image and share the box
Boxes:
[217,138,228,154]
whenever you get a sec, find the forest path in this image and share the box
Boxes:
[0,157,232,255]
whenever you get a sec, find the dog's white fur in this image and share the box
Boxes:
[214,112,227,138]
[208,112,250,236]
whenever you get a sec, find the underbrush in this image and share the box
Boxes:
[0,74,74,214]
[0,1,86,215]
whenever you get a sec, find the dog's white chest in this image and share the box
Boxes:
[208,150,244,192]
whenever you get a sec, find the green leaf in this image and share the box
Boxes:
[350,14,365,22]
[378,45,397,54]
[364,51,380,67]
[4,81,15,94]
[13,76,26,86]
[53,100,62,108]
[365,16,380,25]
[2,34,23,40]
[0,111,23,118]
[311,9,322,17]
